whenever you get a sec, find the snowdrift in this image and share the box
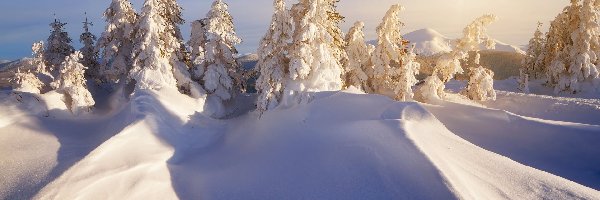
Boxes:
[1,86,599,199]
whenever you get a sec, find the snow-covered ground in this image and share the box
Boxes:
[0,78,599,199]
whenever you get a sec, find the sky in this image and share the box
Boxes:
[0,0,568,60]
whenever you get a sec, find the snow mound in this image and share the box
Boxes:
[403,28,526,56]
[0,88,591,199]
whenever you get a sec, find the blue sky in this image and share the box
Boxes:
[0,0,566,60]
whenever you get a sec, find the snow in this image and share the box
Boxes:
[402,28,525,56]
[1,77,600,199]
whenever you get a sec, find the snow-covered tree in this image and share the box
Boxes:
[435,14,497,83]
[51,51,95,115]
[518,68,530,93]
[418,71,445,102]
[130,0,204,98]
[44,18,74,73]
[283,0,344,104]
[547,0,600,93]
[202,0,243,101]
[255,0,293,113]
[80,16,100,81]
[11,68,44,94]
[418,14,497,103]
[188,18,209,81]
[344,21,372,92]
[395,45,421,101]
[324,0,348,74]
[161,0,205,98]
[371,4,416,99]
[130,0,178,90]
[464,65,496,101]
[97,0,137,84]
[523,22,546,79]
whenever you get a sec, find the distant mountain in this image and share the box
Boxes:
[403,28,453,56]
[370,28,526,56]
[0,60,10,64]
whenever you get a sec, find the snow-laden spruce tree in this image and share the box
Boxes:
[188,18,208,81]
[371,4,420,100]
[51,51,95,115]
[11,68,44,94]
[464,54,497,101]
[284,0,344,104]
[418,14,497,102]
[97,0,137,84]
[344,21,373,92]
[44,18,74,73]
[522,22,546,80]
[80,17,100,81]
[202,0,243,101]
[547,0,600,93]
[255,0,293,113]
[130,0,203,98]
[324,0,348,74]
[161,0,205,98]
[395,45,421,101]
[436,14,497,83]
[518,68,530,93]
[130,0,178,90]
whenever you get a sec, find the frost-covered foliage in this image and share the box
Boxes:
[544,0,600,94]
[395,45,421,101]
[188,18,208,81]
[522,22,546,79]
[162,0,205,98]
[418,14,497,103]
[371,5,405,95]
[434,15,498,83]
[44,19,74,72]
[11,68,44,94]
[51,52,95,115]
[130,0,184,92]
[418,73,445,102]
[201,0,243,101]
[284,0,344,104]
[371,4,420,101]
[324,0,348,71]
[31,41,48,74]
[255,0,293,113]
[344,21,373,92]
[80,17,100,81]
[97,0,137,84]
[464,65,496,101]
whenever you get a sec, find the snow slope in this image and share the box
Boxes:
[1,85,599,199]
[402,28,526,56]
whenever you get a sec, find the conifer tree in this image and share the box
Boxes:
[51,51,95,115]
[44,18,74,73]
[80,15,100,81]
[130,0,178,90]
[523,22,546,79]
[344,21,372,92]
[97,0,137,84]
[547,0,600,93]
[255,0,293,113]
[395,45,421,101]
[284,0,344,105]
[11,68,44,94]
[188,18,209,81]
[202,0,243,101]
[371,4,416,99]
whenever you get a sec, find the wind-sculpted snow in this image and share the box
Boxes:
[0,88,599,199]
